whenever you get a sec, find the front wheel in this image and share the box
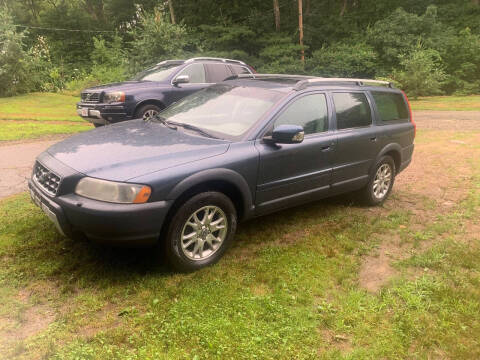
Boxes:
[164,192,237,272]
[360,156,396,206]
[135,104,161,121]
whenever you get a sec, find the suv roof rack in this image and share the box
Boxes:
[155,59,185,66]
[185,57,247,66]
[293,77,393,90]
[225,73,393,89]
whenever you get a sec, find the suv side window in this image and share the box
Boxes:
[176,63,206,83]
[274,94,328,135]
[205,64,234,83]
[371,91,409,122]
[333,92,372,130]
[231,65,252,75]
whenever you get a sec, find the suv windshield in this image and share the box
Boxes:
[133,63,183,82]
[159,84,283,138]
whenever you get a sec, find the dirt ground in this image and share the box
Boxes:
[0,110,479,201]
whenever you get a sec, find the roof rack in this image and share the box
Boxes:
[224,73,314,81]
[185,57,247,66]
[155,59,185,66]
[293,77,393,90]
[225,74,393,89]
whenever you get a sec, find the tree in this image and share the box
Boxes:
[0,7,31,96]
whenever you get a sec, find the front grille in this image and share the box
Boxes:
[33,162,61,196]
[81,92,101,103]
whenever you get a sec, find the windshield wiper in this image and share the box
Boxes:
[149,115,177,130]
[169,122,220,139]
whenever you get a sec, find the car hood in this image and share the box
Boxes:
[47,120,230,181]
[83,80,169,93]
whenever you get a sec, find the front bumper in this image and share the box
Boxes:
[28,179,173,246]
[76,102,131,125]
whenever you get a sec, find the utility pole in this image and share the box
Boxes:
[298,0,305,63]
[168,0,176,24]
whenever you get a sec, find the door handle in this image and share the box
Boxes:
[370,137,377,142]
[320,145,331,151]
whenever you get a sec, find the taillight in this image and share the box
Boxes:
[402,90,415,138]
[249,65,257,74]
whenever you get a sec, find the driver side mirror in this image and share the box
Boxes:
[265,124,305,144]
[172,75,190,85]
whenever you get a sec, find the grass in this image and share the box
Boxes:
[0,130,479,359]
[410,95,480,111]
[0,93,80,122]
[0,93,93,141]
[0,120,91,141]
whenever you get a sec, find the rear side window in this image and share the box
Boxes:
[231,65,252,75]
[372,92,409,122]
[205,64,234,82]
[333,92,372,130]
[274,94,328,135]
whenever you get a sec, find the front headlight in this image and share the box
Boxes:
[75,177,151,204]
[103,91,125,103]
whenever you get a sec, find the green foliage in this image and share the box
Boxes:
[256,33,306,74]
[128,6,188,73]
[309,42,378,78]
[393,47,446,99]
[0,7,31,96]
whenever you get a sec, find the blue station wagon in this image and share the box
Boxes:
[30,75,415,271]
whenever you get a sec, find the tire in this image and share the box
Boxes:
[93,123,103,128]
[164,192,237,272]
[135,104,162,121]
[360,155,396,206]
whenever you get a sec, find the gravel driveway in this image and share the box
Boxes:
[1,110,479,200]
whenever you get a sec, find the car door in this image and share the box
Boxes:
[330,91,380,192]
[169,63,212,103]
[254,92,336,215]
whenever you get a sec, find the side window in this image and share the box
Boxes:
[333,92,372,130]
[176,63,206,83]
[205,64,234,82]
[372,91,409,122]
[274,94,328,135]
[231,65,252,75]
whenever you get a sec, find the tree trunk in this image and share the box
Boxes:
[168,0,176,24]
[340,0,348,16]
[298,0,304,63]
[273,0,281,31]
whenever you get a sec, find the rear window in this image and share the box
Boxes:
[372,92,409,122]
[333,92,372,130]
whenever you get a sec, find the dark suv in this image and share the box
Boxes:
[31,74,415,271]
[77,57,255,126]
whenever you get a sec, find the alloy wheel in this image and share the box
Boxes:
[372,163,392,199]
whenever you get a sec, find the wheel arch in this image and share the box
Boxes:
[374,143,402,174]
[160,169,254,240]
[134,99,166,118]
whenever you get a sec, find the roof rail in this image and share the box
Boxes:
[225,73,314,81]
[185,57,247,66]
[155,59,185,66]
[293,77,393,90]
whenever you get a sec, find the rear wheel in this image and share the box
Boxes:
[360,155,395,206]
[135,104,162,121]
[164,192,237,272]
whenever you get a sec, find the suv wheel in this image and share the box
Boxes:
[164,192,237,272]
[361,155,396,206]
[136,104,162,121]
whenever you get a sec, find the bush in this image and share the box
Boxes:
[128,6,188,73]
[309,42,378,78]
[392,47,445,98]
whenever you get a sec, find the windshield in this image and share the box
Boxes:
[159,84,283,138]
[133,63,183,81]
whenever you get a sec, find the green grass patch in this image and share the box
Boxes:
[410,95,480,111]
[0,120,92,141]
[0,93,81,122]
